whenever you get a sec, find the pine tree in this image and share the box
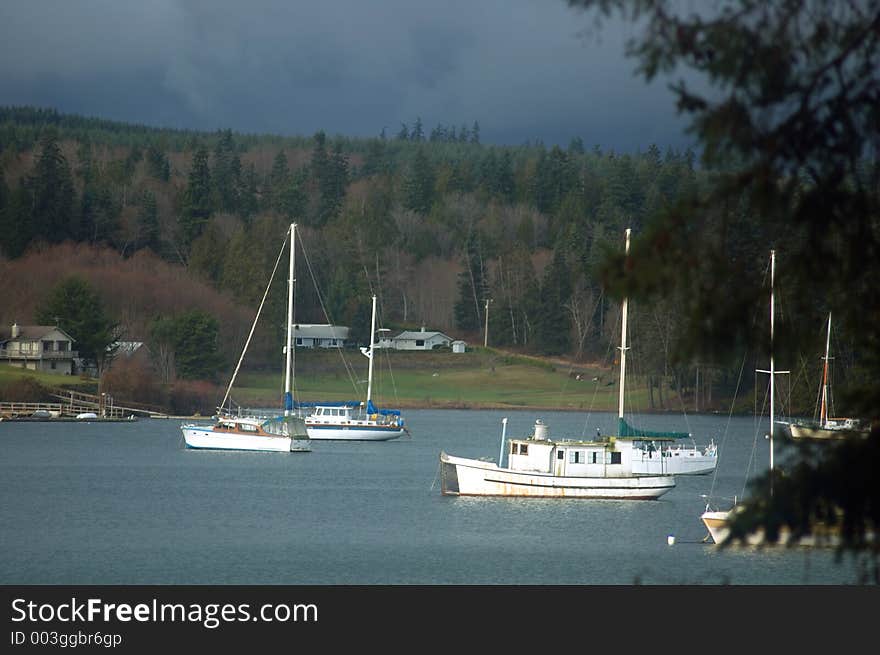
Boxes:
[34,276,119,375]
[29,128,76,243]
[136,191,161,254]
[403,148,435,215]
[178,146,212,254]
[453,236,488,333]
[212,129,241,214]
[533,248,572,355]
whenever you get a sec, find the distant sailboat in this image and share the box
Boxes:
[301,294,407,441]
[180,223,311,453]
[787,312,868,441]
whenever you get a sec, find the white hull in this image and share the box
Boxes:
[306,424,405,441]
[439,452,675,499]
[182,425,309,452]
[632,449,717,475]
[701,510,732,544]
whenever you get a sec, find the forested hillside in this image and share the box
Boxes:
[0,106,851,412]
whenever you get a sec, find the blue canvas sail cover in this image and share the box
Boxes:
[366,400,401,417]
[293,400,401,416]
[617,417,690,439]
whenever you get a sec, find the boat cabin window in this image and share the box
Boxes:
[519,444,528,456]
[238,423,258,432]
[510,443,518,455]
[591,451,598,464]
[569,450,583,464]
[557,450,564,460]
[610,451,622,464]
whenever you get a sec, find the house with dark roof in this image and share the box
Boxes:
[0,323,78,374]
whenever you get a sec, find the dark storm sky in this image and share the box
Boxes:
[0,0,697,152]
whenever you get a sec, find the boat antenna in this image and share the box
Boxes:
[617,228,631,435]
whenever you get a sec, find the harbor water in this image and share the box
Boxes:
[0,409,864,584]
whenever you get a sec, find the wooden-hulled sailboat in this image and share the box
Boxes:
[788,312,868,441]
[180,223,310,452]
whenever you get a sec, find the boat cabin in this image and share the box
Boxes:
[507,420,639,478]
[212,415,302,437]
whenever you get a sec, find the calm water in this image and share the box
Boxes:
[0,409,863,584]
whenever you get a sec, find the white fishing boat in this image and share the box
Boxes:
[439,228,675,500]
[787,312,868,441]
[302,294,406,441]
[180,223,310,453]
[701,249,788,543]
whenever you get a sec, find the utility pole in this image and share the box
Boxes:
[483,298,493,348]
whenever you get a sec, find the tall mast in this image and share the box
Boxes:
[617,228,631,432]
[284,223,296,415]
[820,311,832,424]
[757,250,788,485]
[769,249,776,474]
[366,294,377,409]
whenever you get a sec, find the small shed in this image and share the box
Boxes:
[452,340,467,354]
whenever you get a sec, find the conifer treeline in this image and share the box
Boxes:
[1,106,723,407]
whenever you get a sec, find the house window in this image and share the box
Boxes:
[610,452,622,465]
[57,341,68,351]
[50,362,56,370]
[42,340,53,352]
[569,450,582,464]
[510,443,518,455]
[296,338,303,346]
[415,339,425,347]
[591,452,598,464]
[519,444,528,456]
[557,450,565,460]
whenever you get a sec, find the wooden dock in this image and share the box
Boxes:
[1,388,168,421]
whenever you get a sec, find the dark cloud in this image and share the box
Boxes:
[0,0,695,151]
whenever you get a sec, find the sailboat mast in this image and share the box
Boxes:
[769,249,776,474]
[820,311,832,424]
[617,228,631,429]
[284,223,296,415]
[366,294,377,408]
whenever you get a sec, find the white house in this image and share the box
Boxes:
[452,340,467,354]
[391,327,453,351]
[293,324,350,348]
[0,323,78,374]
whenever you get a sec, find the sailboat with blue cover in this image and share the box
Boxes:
[301,294,406,441]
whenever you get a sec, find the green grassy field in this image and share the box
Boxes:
[0,365,96,391]
[231,348,655,411]
[0,348,668,413]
